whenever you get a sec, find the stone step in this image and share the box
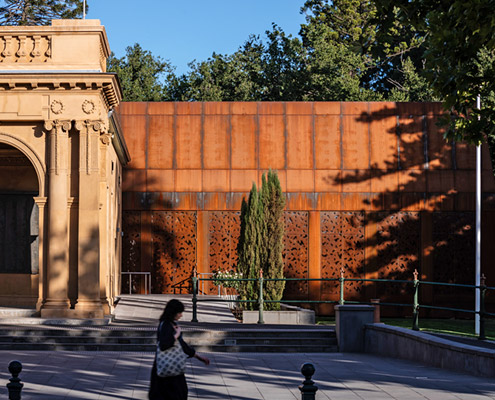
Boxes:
[0,324,337,352]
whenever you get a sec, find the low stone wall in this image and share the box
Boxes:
[365,323,495,378]
[242,304,315,324]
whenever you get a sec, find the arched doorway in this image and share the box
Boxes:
[0,142,40,306]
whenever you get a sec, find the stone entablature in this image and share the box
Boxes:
[0,19,109,72]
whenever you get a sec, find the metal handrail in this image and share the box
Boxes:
[121,271,151,295]
[191,269,494,339]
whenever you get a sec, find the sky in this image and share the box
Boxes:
[87,1,307,76]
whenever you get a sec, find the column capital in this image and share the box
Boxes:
[44,120,71,133]
[74,119,107,134]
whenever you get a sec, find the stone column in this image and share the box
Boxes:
[73,120,104,318]
[41,120,71,317]
[34,196,47,311]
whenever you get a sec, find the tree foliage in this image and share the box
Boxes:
[108,44,176,102]
[0,0,86,25]
[236,184,262,310]
[259,170,286,311]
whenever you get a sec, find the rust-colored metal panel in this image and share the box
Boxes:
[315,170,341,192]
[370,116,397,170]
[427,116,452,169]
[424,102,444,116]
[399,116,424,169]
[203,170,230,192]
[231,102,257,114]
[231,115,257,169]
[341,170,371,193]
[397,102,425,116]
[148,115,174,169]
[372,212,420,300]
[173,193,203,210]
[176,115,202,169]
[287,115,313,169]
[204,115,230,169]
[285,193,315,210]
[342,115,369,169]
[370,170,398,193]
[320,212,365,300]
[147,169,174,192]
[369,102,397,115]
[118,102,147,115]
[342,102,369,115]
[341,193,372,211]
[258,102,284,114]
[229,193,249,211]
[148,102,175,115]
[399,170,426,192]
[426,170,455,192]
[316,193,341,210]
[203,193,229,211]
[455,192,475,211]
[482,144,492,171]
[284,211,309,298]
[454,170,475,193]
[259,115,286,169]
[313,102,340,115]
[314,115,341,169]
[431,212,474,307]
[122,169,146,192]
[400,193,425,211]
[120,115,147,169]
[151,211,197,294]
[176,102,202,115]
[482,170,495,191]
[175,169,202,192]
[286,169,314,192]
[231,170,258,192]
[121,211,141,293]
[208,211,240,274]
[286,102,312,115]
[204,102,230,115]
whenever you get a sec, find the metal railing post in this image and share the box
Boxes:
[339,268,345,305]
[299,363,318,400]
[191,268,198,323]
[258,269,264,324]
[7,361,23,400]
[479,273,486,340]
[413,269,419,331]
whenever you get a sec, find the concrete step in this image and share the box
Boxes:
[0,324,337,352]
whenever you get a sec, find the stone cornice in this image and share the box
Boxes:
[0,72,122,109]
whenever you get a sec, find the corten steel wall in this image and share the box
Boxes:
[117,101,495,315]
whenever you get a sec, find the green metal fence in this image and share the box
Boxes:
[190,269,495,340]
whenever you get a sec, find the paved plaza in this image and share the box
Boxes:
[0,350,494,400]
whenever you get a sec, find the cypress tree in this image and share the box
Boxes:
[237,183,261,310]
[260,170,286,310]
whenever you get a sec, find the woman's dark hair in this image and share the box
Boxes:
[160,299,185,322]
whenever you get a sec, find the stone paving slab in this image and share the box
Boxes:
[0,351,494,400]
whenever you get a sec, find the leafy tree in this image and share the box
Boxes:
[0,0,86,25]
[108,43,176,102]
[259,170,286,311]
[237,184,262,311]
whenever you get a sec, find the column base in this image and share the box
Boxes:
[74,300,105,319]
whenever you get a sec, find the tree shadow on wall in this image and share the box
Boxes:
[320,104,495,316]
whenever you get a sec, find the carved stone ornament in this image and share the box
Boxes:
[50,100,64,115]
[82,99,96,114]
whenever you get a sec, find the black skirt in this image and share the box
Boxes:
[149,362,188,400]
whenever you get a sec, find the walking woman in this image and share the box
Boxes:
[149,299,210,400]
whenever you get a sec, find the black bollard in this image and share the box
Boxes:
[7,361,23,400]
[299,363,318,400]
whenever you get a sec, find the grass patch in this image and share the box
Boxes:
[316,317,495,340]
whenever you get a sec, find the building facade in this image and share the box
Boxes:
[118,102,495,314]
[0,20,129,318]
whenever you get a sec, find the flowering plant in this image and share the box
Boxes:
[212,269,243,289]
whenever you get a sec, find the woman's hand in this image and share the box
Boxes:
[195,354,210,365]
[173,325,181,340]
